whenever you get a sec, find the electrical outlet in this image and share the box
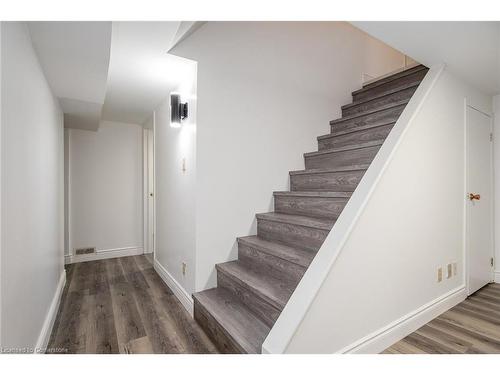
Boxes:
[182,262,187,276]
[452,262,458,276]
[437,267,443,282]
[447,263,452,279]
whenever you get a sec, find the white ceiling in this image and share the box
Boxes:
[28,21,198,129]
[352,21,500,95]
[102,21,192,125]
[28,22,112,130]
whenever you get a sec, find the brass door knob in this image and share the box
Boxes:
[469,193,481,201]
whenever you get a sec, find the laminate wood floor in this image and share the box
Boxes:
[47,255,218,354]
[383,283,500,354]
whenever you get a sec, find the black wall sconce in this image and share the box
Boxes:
[171,94,188,127]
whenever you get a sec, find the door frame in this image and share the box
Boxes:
[143,115,155,256]
[464,102,494,295]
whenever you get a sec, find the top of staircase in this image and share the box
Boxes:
[352,64,428,96]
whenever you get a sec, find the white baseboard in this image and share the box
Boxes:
[154,259,193,316]
[65,246,143,264]
[35,270,66,353]
[341,285,467,354]
[494,270,500,283]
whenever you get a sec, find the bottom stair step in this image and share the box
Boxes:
[193,287,271,353]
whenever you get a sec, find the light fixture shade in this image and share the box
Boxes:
[171,94,188,127]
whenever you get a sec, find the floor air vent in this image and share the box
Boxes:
[75,247,96,255]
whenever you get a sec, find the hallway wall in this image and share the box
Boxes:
[1,22,64,349]
[66,121,144,259]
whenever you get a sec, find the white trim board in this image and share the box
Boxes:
[340,286,467,353]
[65,246,143,264]
[154,259,193,316]
[495,271,500,283]
[35,270,66,353]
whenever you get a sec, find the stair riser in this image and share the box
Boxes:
[353,69,427,102]
[305,146,380,170]
[343,85,417,117]
[319,123,393,151]
[290,169,365,192]
[331,104,405,134]
[238,242,307,284]
[193,298,244,353]
[274,195,348,219]
[217,270,281,327]
[257,218,329,252]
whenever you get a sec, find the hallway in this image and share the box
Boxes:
[47,256,218,354]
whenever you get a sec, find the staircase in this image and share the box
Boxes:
[192,64,429,353]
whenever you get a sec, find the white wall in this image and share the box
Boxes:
[264,66,492,353]
[1,22,64,349]
[66,121,143,256]
[170,21,406,292]
[494,95,500,283]
[153,61,197,297]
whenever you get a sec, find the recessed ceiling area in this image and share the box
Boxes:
[352,21,500,95]
[27,21,199,130]
[28,21,112,131]
[102,21,196,125]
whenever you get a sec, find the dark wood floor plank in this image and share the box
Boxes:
[134,253,154,271]
[50,290,87,353]
[403,332,462,354]
[391,339,427,354]
[429,319,500,353]
[107,259,147,352]
[93,283,120,353]
[123,336,154,354]
[461,299,500,318]
[468,295,500,309]
[453,305,500,326]
[122,257,184,353]
[415,324,472,353]
[385,284,500,354]
[138,259,218,353]
[441,310,500,341]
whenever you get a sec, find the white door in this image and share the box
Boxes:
[466,105,493,295]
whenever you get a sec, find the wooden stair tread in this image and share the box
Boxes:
[193,287,271,353]
[289,164,370,176]
[330,99,409,125]
[318,121,396,140]
[255,212,334,230]
[216,260,295,310]
[304,139,383,158]
[354,64,427,93]
[343,81,420,109]
[273,191,352,198]
[238,235,315,268]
